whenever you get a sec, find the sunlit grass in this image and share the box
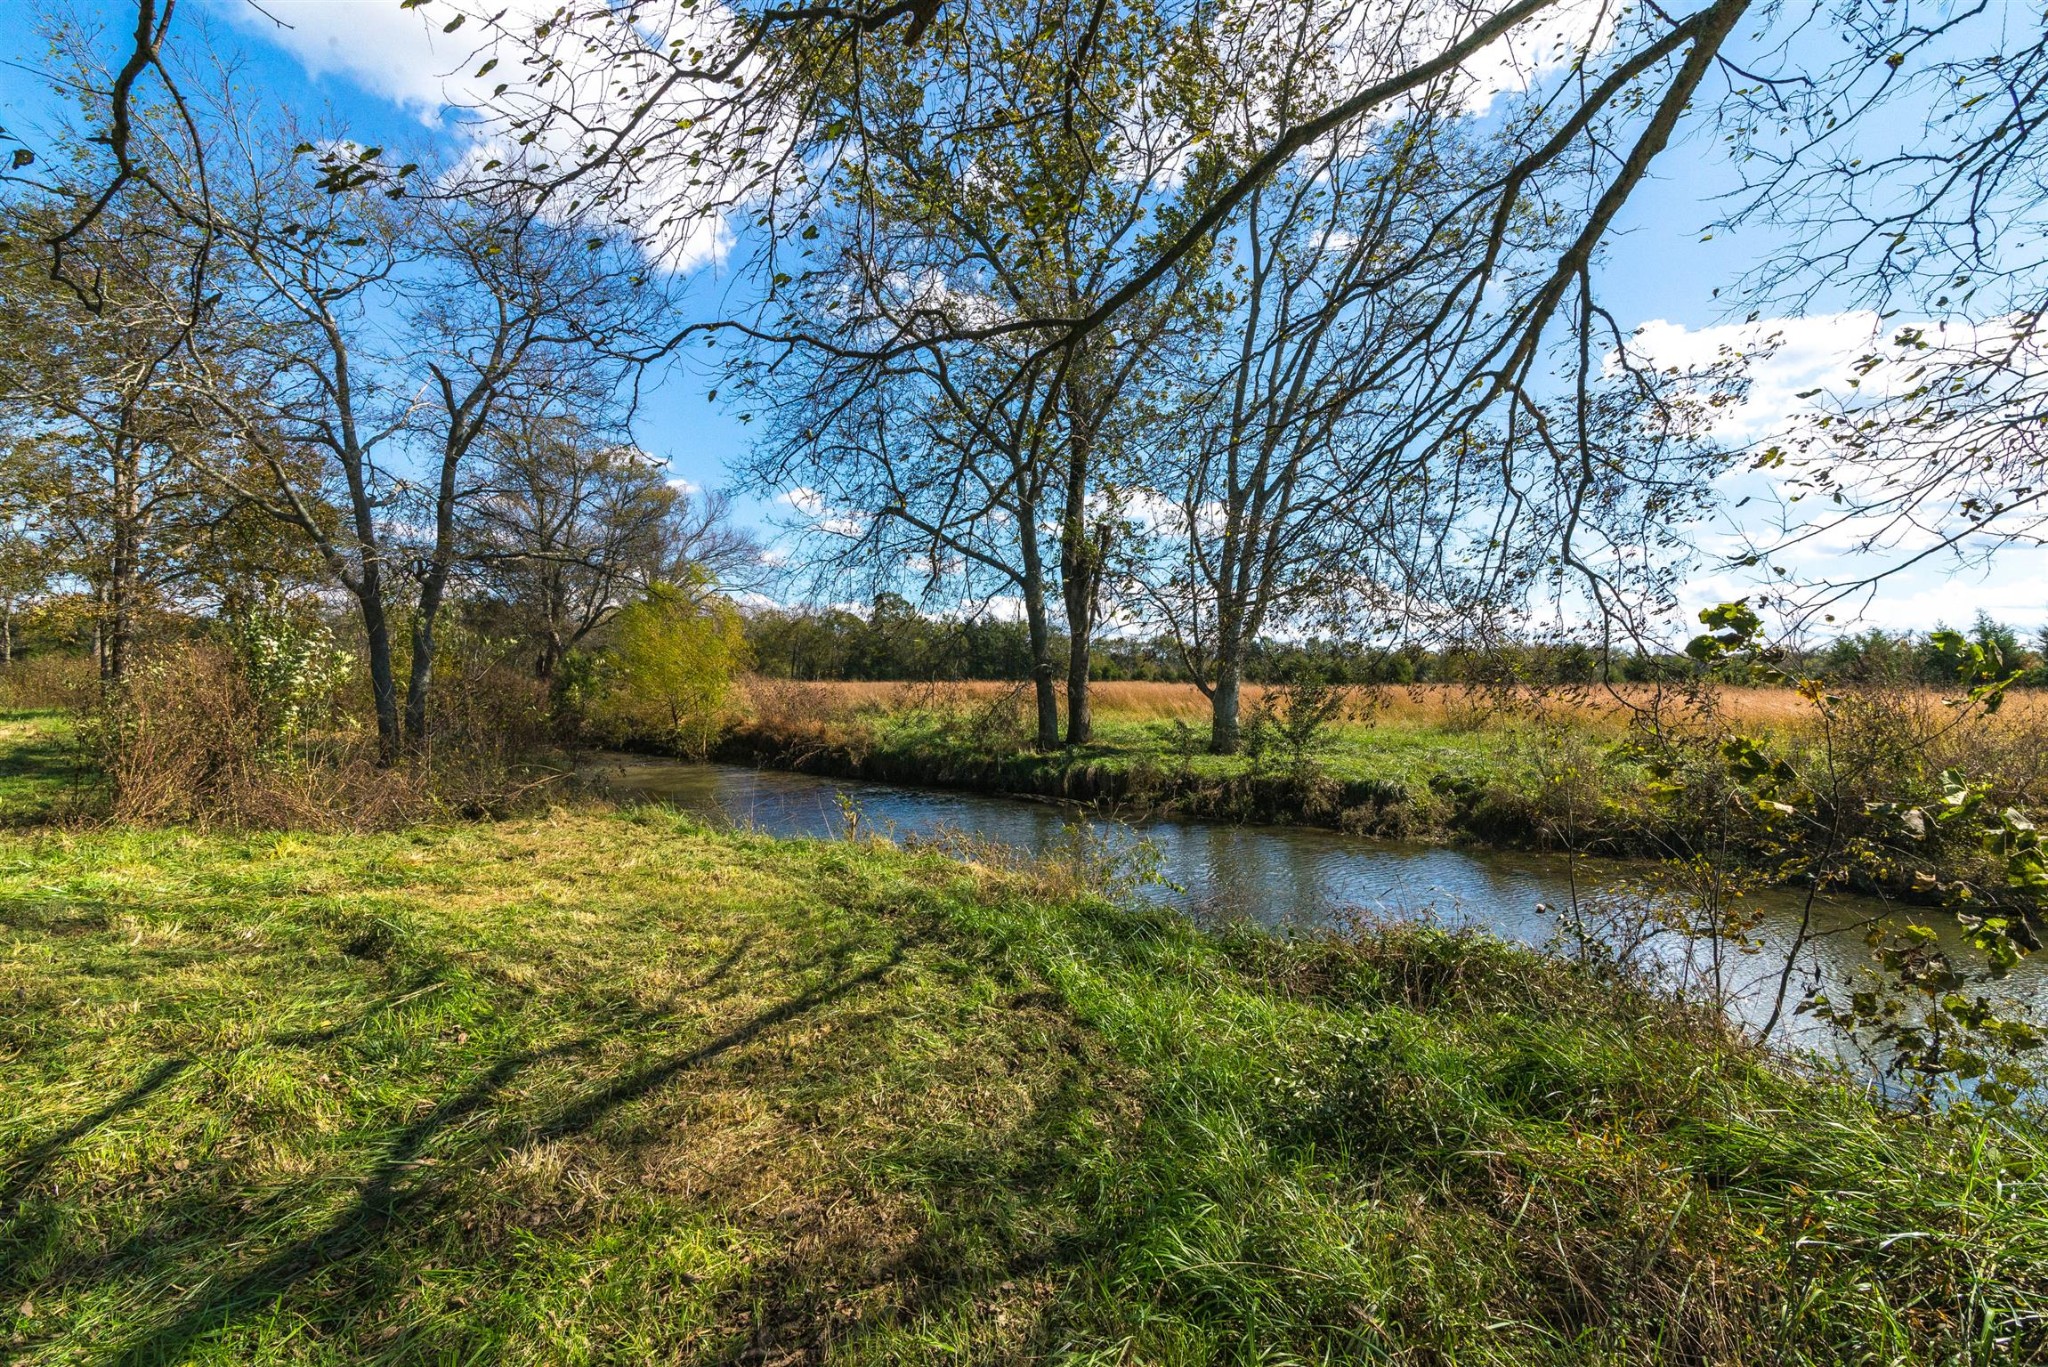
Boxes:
[733,679,2048,852]
[0,710,96,825]
[3,789,2044,1361]
[757,678,2048,729]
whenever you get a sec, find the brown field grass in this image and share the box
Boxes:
[743,677,2048,731]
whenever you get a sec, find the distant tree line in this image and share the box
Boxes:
[1800,615,2048,689]
[744,602,2048,689]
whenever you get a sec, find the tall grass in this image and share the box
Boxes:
[0,654,97,712]
[750,677,2048,731]
[94,640,565,830]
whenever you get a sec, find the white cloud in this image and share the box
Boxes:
[1625,312,1889,442]
[1444,0,1619,115]
[210,0,746,273]
[206,0,481,121]
[1637,310,2048,634]
[778,486,863,538]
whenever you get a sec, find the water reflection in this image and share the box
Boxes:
[585,755,2047,1065]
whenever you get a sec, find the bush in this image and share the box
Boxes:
[225,605,355,756]
[569,583,748,755]
[95,635,565,831]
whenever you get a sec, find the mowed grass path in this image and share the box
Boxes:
[2,759,2046,1357]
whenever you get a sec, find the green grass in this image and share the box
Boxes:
[1016,714,1521,783]
[0,711,96,826]
[741,704,1640,847]
[4,792,2046,1362]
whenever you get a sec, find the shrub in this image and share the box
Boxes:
[225,605,355,757]
[94,633,565,830]
[571,582,748,755]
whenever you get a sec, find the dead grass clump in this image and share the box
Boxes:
[0,652,98,711]
[98,643,421,829]
[739,675,876,763]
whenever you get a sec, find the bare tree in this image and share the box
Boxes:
[740,0,1200,745]
[1128,11,1491,751]
[1712,9,2048,613]
[116,98,669,757]
[0,196,252,683]
[392,188,668,742]
[467,406,757,679]
[749,331,1074,745]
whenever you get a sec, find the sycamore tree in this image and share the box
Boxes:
[737,0,1200,747]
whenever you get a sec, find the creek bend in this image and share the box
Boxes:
[585,754,2048,1066]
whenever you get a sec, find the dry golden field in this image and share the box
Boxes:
[744,677,2048,731]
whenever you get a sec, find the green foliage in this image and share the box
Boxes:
[577,581,747,754]
[1670,602,2048,1104]
[1244,667,1351,774]
[1929,626,2024,712]
[224,604,353,758]
[745,598,1041,681]
[1685,598,1766,664]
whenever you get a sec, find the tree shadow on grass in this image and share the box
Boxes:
[97,946,907,1366]
[10,928,1142,1364]
[1,1058,191,1224]
[264,970,451,1048]
[706,992,1144,1364]
[0,714,100,825]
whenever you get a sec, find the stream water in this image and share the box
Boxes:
[584,754,2048,1066]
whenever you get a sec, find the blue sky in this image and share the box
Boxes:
[4,0,2043,638]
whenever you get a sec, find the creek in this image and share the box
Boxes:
[585,754,2048,1068]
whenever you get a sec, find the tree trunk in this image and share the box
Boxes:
[1021,573,1060,751]
[403,569,448,750]
[404,430,467,750]
[356,573,402,764]
[1013,490,1062,751]
[1064,610,1093,747]
[91,586,106,684]
[1058,430,1101,748]
[104,440,140,688]
[1210,654,1244,755]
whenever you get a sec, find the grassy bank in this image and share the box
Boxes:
[722,681,2048,873]
[723,682,1635,844]
[5,789,2047,1360]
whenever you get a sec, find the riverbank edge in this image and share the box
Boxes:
[688,723,2048,928]
[4,803,2044,1359]
[707,722,1613,842]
